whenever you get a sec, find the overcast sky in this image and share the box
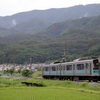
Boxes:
[0,0,100,16]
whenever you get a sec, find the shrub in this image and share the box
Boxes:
[22,69,32,77]
[0,84,8,87]
[80,82,88,87]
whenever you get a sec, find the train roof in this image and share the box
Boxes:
[73,57,98,61]
[43,57,99,67]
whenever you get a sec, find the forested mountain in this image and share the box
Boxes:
[0,14,100,64]
[1,15,100,43]
[0,4,100,37]
[43,15,100,38]
[0,4,100,64]
[0,3,100,29]
[0,27,21,37]
[11,18,48,34]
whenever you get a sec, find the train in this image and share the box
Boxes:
[42,57,100,81]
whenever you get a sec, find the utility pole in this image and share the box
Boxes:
[62,44,67,62]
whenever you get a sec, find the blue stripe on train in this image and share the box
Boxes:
[43,70,99,75]
[93,70,98,75]
[75,70,85,74]
[43,71,49,75]
[50,71,57,75]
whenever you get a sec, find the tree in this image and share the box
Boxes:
[22,69,32,77]
[9,68,14,75]
[5,68,14,75]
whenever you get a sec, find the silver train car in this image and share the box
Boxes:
[42,58,100,81]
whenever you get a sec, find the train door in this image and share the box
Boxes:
[73,64,75,75]
[85,63,89,75]
[57,65,59,75]
[57,64,61,75]
[60,64,64,75]
[90,63,92,75]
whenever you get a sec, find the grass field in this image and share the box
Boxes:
[0,87,100,100]
[0,72,100,100]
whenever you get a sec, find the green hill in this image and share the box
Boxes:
[0,15,100,64]
[12,18,48,34]
[0,4,100,29]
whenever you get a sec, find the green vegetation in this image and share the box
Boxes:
[5,68,15,75]
[0,5,100,99]
[22,69,32,77]
[0,78,22,87]
[0,70,100,99]
[0,87,100,100]
[0,77,100,100]
[0,10,100,64]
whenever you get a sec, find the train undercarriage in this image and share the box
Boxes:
[43,75,100,82]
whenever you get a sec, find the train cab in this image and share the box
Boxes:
[93,58,100,76]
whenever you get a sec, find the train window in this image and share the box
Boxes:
[66,65,72,70]
[45,67,49,71]
[52,66,56,71]
[77,64,84,70]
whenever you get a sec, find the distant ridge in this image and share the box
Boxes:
[0,15,100,42]
[0,3,100,29]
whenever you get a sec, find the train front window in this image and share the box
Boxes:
[93,59,99,70]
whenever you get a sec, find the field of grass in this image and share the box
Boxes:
[0,87,100,100]
[0,72,100,100]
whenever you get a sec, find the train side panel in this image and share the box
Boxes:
[42,58,100,81]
